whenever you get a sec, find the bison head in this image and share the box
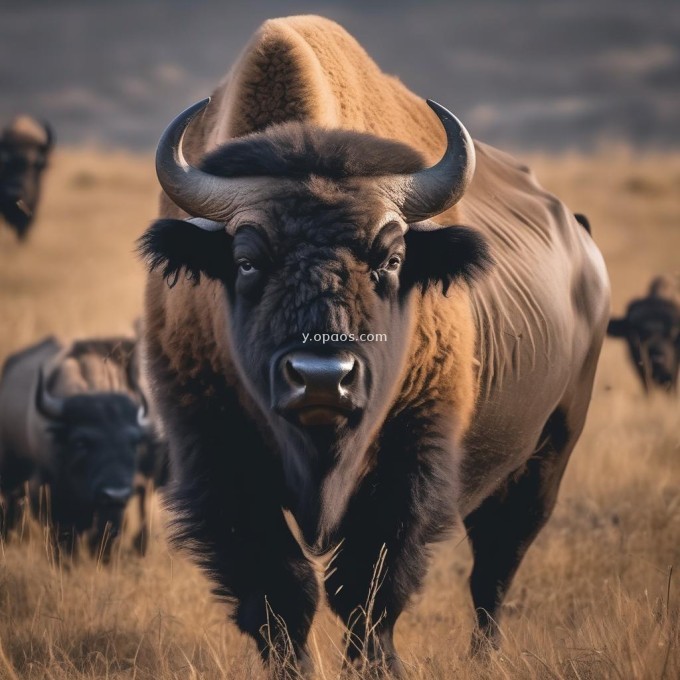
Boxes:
[140,99,490,545]
[608,298,680,393]
[36,371,149,558]
[0,116,53,240]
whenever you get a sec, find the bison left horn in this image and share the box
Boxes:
[155,98,271,228]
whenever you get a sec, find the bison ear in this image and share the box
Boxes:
[402,225,492,295]
[574,213,591,234]
[137,219,234,287]
[607,317,629,337]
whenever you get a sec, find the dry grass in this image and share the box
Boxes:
[0,147,679,679]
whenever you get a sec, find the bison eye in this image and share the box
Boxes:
[237,258,258,275]
[384,255,402,272]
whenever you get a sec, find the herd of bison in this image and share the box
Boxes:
[0,20,679,679]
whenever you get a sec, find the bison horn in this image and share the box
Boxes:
[137,404,152,430]
[42,121,54,151]
[155,98,270,227]
[125,352,154,430]
[36,368,65,420]
[385,100,476,224]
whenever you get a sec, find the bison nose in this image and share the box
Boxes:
[97,487,133,506]
[272,351,365,423]
[285,353,358,392]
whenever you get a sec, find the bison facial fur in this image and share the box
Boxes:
[139,124,491,545]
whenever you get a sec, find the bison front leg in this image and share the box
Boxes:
[169,432,318,679]
[324,413,459,678]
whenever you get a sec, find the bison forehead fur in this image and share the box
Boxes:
[200,121,426,180]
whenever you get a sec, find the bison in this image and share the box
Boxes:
[0,115,53,240]
[138,15,610,677]
[0,336,163,560]
[607,275,680,393]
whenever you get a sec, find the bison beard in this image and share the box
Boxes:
[140,14,609,680]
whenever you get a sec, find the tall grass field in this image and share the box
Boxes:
[0,148,679,678]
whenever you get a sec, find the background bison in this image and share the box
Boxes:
[0,115,53,241]
[0,336,165,560]
[607,274,680,393]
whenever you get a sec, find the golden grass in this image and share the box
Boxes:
[1,147,679,679]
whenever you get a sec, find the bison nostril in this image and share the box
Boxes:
[284,359,306,387]
[276,352,363,406]
[340,360,358,387]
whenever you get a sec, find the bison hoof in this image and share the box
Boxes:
[343,654,407,679]
[267,649,314,680]
[469,627,501,660]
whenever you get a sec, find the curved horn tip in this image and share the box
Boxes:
[426,99,453,120]
[426,99,475,149]
[155,97,211,166]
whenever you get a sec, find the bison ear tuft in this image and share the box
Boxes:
[137,219,233,287]
[402,225,492,295]
[607,317,629,338]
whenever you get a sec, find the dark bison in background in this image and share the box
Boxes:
[0,115,53,241]
[0,336,167,560]
[139,15,610,678]
[608,274,680,393]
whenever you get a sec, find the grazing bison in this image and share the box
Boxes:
[139,15,610,677]
[607,275,680,393]
[0,115,53,240]
[0,336,158,560]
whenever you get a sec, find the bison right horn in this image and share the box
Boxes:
[383,100,476,223]
[35,367,65,420]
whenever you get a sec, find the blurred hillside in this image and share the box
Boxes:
[1,0,678,151]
